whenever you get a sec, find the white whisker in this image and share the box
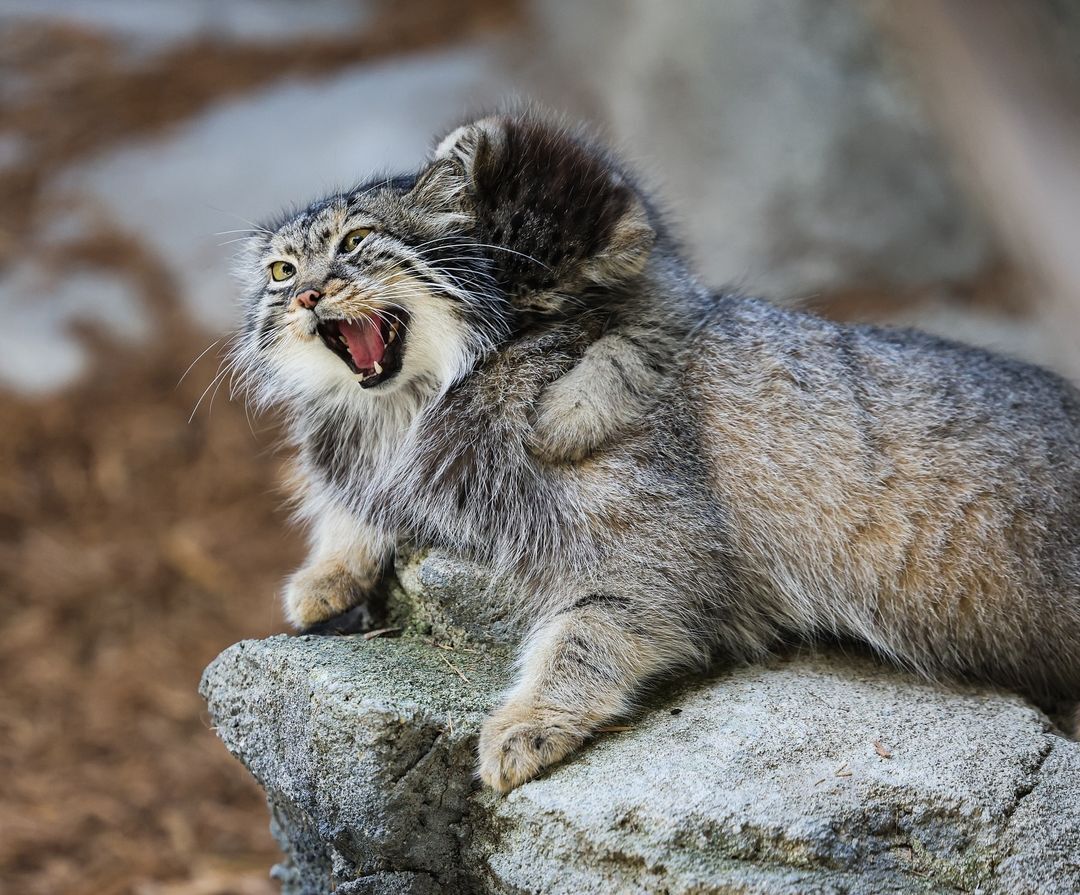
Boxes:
[177,338,222,389]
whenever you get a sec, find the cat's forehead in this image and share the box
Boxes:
[269,196,351,256]
[267,177,415,256]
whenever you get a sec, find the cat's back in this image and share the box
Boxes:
[679,294,1080,677]
[686,292,1080,463]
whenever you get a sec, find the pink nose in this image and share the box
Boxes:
[295,289,322,310]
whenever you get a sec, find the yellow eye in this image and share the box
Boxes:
[270,260,296,282]
[341,228,372,253]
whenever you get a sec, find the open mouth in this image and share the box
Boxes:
[316,310,409,388]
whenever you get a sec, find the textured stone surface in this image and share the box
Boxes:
[387,550,522,648]
[202,634,508,894]
[202,551,1080,894]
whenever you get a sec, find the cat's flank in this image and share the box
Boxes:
[235,112,1080,792]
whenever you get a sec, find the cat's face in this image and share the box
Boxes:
[235,114,654,412]
[236,169,506,410]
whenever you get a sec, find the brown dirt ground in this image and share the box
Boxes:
[0,3,519,894]
[0,305,299,895]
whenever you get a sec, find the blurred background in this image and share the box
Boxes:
[2,1,1079,893]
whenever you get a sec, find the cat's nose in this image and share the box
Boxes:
[295,289,322,310]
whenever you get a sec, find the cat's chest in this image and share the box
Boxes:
[301,405,416,508]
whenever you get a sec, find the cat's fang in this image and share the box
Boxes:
[373,361,383,375]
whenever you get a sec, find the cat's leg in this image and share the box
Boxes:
[478,592,700,792]
[529,332,662,462]
[283,495,392,633]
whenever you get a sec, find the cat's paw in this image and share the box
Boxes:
[529,377,617,463]
[478,702,586,793]
[283,562,375,632]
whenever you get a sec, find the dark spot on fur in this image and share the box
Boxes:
[569,592,632,612]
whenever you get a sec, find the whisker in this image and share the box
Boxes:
[218,236,263,247]
[414,237,550,269]
[176,338,222,389]
[205,204,273,235]
[207,367,233,417]
[188,365,231,423]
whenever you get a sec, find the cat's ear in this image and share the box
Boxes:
[410,117,507,212]
[582,185,655,286]
[515,189,654,316]
[432,117,506,176]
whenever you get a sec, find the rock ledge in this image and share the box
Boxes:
[201,553,1080,894]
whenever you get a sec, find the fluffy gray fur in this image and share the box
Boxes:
[233,112,1080,792]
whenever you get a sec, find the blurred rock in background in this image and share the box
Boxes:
[527,0,992,298]
[2,1,1079,893]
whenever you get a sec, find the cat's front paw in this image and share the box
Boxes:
[529,379,613,463]
[478,701,586,793]
[284,562,376,633]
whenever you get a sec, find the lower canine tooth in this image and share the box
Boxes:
[373,361,383,375]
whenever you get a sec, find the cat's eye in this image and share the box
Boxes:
[340,228,372,253]
[270,260,296,282]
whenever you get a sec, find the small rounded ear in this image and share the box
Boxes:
[410,117,508,213]
[582,191,655,285]
[409,158,468,215]
[432,116,507,178]
[517,194,655,316]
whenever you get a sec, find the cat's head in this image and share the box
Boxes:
[235,112,656,410]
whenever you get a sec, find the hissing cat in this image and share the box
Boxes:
[235,112,1080,792]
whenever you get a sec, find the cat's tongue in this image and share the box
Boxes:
[340,315,385,370]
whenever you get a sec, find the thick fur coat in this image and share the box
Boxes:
[234,113,1080,791]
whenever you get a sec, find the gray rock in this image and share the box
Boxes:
[202,585,1080,894]
[387,550,522,648]
[335,870,445,895]
[202,633,509,894]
